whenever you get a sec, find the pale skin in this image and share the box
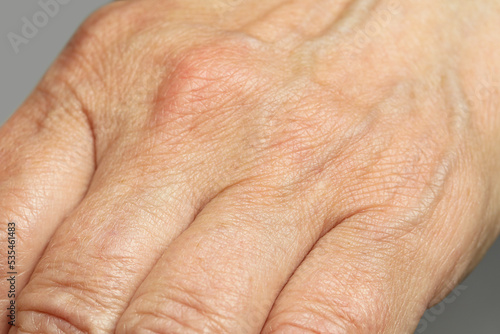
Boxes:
[1,0,500,333]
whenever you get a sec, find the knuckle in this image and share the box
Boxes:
[69,2,137,54]
[52,2,156,101]
[51,3,131,93]
[344,141,446,213]
[250,91,378,192]
[268,269,390,334]
[269,323,320,334]
[148,37,269,135]
[269,300,387,334]
[15,309,86,334]
[120,288,226,334]
[17,267,122,332]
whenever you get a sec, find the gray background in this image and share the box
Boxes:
[1,1,499,333]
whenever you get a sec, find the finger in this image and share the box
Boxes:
[12,132,239,333]
[262,163,489,333]
[263,212,431,333]
[13,27,281,333]
[113,52,416,333]
[0,78,95,332]
[115,170,356,334]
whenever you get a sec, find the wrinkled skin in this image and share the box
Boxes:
[1,0,500,333]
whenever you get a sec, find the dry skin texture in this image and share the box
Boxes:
[1,0,500,333]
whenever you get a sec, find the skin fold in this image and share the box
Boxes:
[1,0,499,333]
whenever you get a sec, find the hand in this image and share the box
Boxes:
[2,0,500,333]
